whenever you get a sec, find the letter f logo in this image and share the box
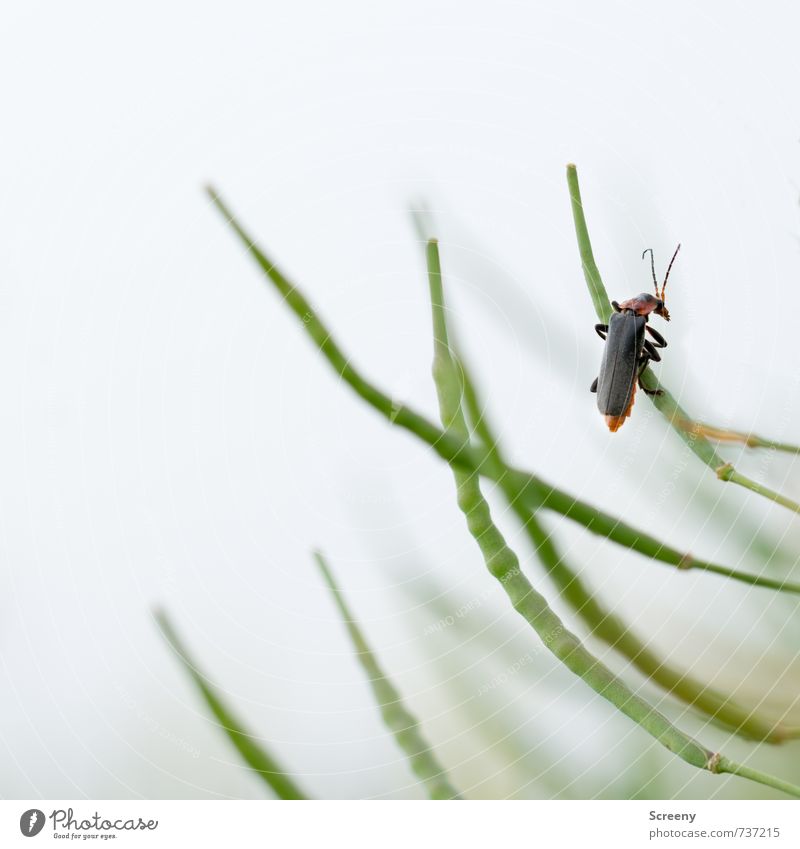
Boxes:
[19,809,46,837]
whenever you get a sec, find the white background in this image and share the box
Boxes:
[1,1,800,800]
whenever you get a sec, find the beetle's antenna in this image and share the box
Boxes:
[660,243,681,301]
[642,248,658,295]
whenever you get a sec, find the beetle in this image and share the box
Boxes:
[590,244,680,431]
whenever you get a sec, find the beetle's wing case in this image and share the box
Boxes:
[596,312,646,420]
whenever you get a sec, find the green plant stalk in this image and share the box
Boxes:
[460,343,800,730]
[427,239,709,767]
[207,191,800,794]
[314,551,461,800]
[534,479,800,594]
[521,516,798,742]
[155,609,308,800]
[715,756,800,797]
[566,164,800,516]
[210,188,800,738]
[717,462,800,514]
[410,206,800,584]
[207,188,800,597]
[424,239,799,797]
[456,355,800,741]
[400,574,579,797]
[686,474,800,579]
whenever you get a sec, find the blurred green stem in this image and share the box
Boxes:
[314,551,461,799]
[426,239,712,771]
[457,352,799,742]
[206,189,800,794]
[425,238,800,797]
[156,609,308,800]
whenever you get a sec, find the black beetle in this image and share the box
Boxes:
[590,244,680,431]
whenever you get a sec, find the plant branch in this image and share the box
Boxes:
[206,190,800,793]
[714,756,800,797]
[566,164,800,516]
[206,187,480,473]
[424,239,799,797]
[457,355,800,742]
[410,202,800,581]
[535,480,800,595]
[207,187,800,597]
[155,609,308,800]
[314,551,461,800]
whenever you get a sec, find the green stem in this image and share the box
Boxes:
[522,517,798,741]
[532,478,800,595]
[425,239,799,797]
[718,464,800,516]
[567,163,612,324]
[412,200,800,582]
[206,187,480,473]
[457,357,799,742]
[208,190,800,793]
[155,609,308,800]
[314,551,461,800]
[207,187,800,598]
[567,163,800,515]
[715,756,800,797]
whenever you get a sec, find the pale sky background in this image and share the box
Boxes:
[2,1,800,799]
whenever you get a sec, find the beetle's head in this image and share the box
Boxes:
[641,244,680,322]
[653,298,671,321]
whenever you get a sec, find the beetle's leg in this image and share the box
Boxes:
[640,382,663,396]
[643,339,661,362]
[646,325,667,348]
[594,323,608,340]
[611,300,621,312]
[590,377,598,393]
[637,358,663,396]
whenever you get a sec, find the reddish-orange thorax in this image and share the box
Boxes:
[616,292,670,321]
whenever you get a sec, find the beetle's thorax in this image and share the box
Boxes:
[616,292,670,321]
